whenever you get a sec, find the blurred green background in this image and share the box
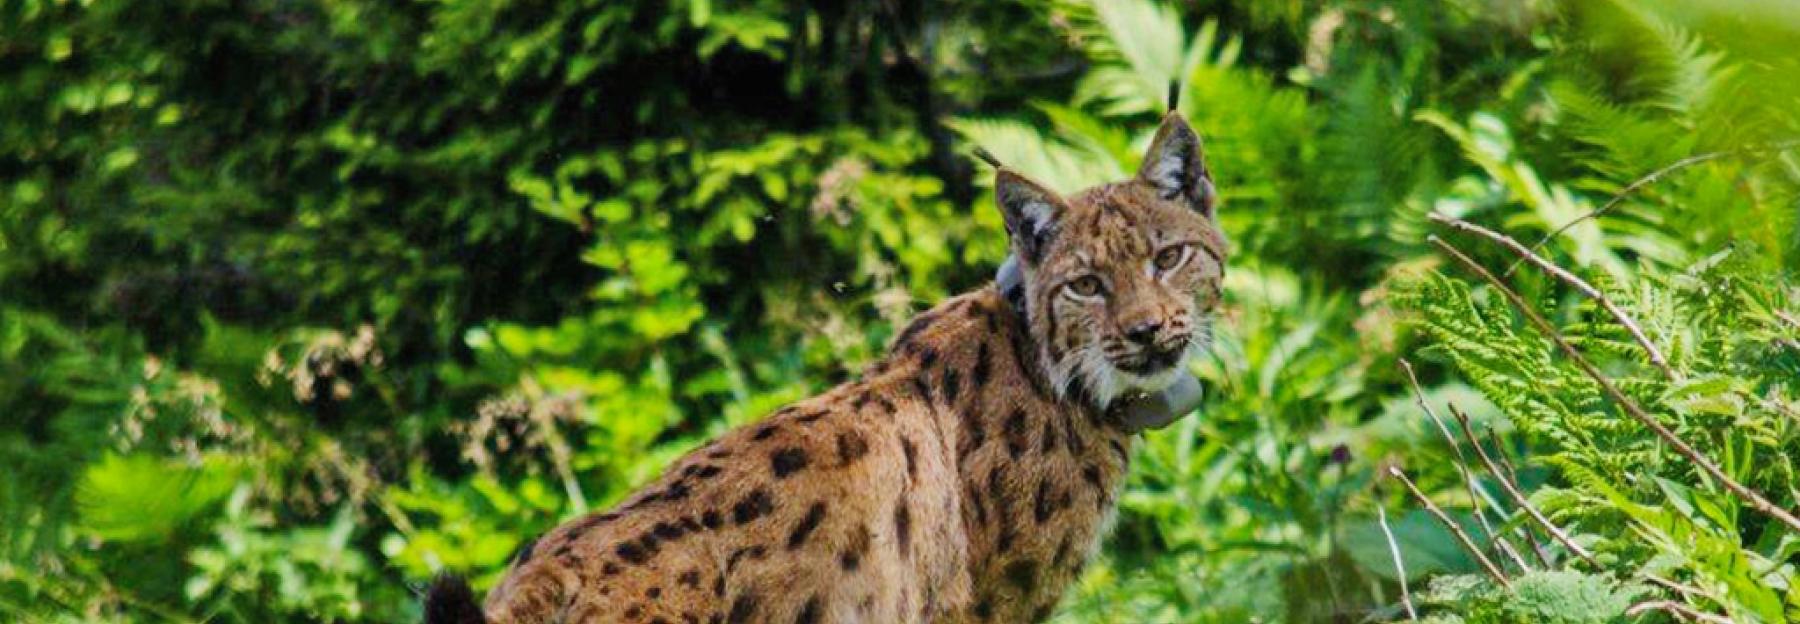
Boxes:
[3,0,1798,622]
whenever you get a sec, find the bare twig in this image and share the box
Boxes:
[1747,392,1800,428]
[1505,140,1800,279]
[1375,497,1419,621]
[1431,236,1800,533]
[1483,427,1553,567]
[1484,427,1522,482]
[1433,213,1676,381]
[1388,466,1513,589]
[1625,600,1735,623]
[1446,403,1600,567]
[1642,574,1707,602]
[1640,573,1738,622]
[1399,359,1531,571]
[1508,151,1732,279]
[1776,310,1800,332]
[1776,311,1800,354]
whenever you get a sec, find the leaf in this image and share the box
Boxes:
[77,454,240,543]
[1340,509,1480,582]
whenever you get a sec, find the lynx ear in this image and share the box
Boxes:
[994,169,1068,265]
[1137,113,1217,219]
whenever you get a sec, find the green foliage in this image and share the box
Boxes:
[1417,571,1645,624]
[75,455,240,543]
[1399,246,1800,618]
[186,491,405,622]
[1390,6,1800,618]
[3,0,1797,622]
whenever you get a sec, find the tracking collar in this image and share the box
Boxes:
[995,255,1204,434]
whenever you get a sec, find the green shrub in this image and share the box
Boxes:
[2,0,1795,621]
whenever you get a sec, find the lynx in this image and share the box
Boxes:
[425,105,1226,624]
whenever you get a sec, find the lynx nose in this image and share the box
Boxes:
[1125,321,1162,346]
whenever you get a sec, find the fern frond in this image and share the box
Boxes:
[1047,0,1236,117]
[946,117,1124,192]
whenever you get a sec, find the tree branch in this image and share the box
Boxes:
[1447,403,1598,567]
[1388,466,1513,589]
[1776,311,1800,354]
[1625,600,1735,623]
[1483,427,1553,566]
[1375,494,1419,621]
[1775,310,1800,332]
[1398,359,1531,571]
[1432,213,1676,381]
[1504,140,1800,279]
[1642,573,1709,603]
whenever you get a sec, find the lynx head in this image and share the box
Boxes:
[992,111,1227,408]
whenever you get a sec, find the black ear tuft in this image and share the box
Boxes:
[1136,113,1217,218]
[994,169,1067,265]
[423,575,486,624]
[1167,80,1181,113]
[972,147,1003,169]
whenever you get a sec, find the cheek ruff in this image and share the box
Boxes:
[997,252,1207,419]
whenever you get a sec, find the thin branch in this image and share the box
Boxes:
[1505,140,1800,278]
[1642,574,1708,602]
[1375,497,1419,621]
[1625,600,1735,624]
[1399,359,1531,571]
[1512,514,1553,569]
[1509,151,1731,278]
[1776,311,1800,354]
[1431,236,1800,534]
[1433,213,1676,381]
[1746,391,1800,428]
[1771,311,1800,354]
[1640,573,1739,622]
[1447,403,1600,567]
[1484,427,1553,567]
[1776,310,1800,332]
[1388,466,1513,589]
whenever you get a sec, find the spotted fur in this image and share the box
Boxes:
[424,110,1226,624]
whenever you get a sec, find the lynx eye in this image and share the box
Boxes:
[1068,275,1104,298]
[1154,245,1188,271]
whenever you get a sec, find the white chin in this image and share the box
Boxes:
[1088,357,1188,407]
[1118,366,1184,393]
[1081,322,1211,407]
